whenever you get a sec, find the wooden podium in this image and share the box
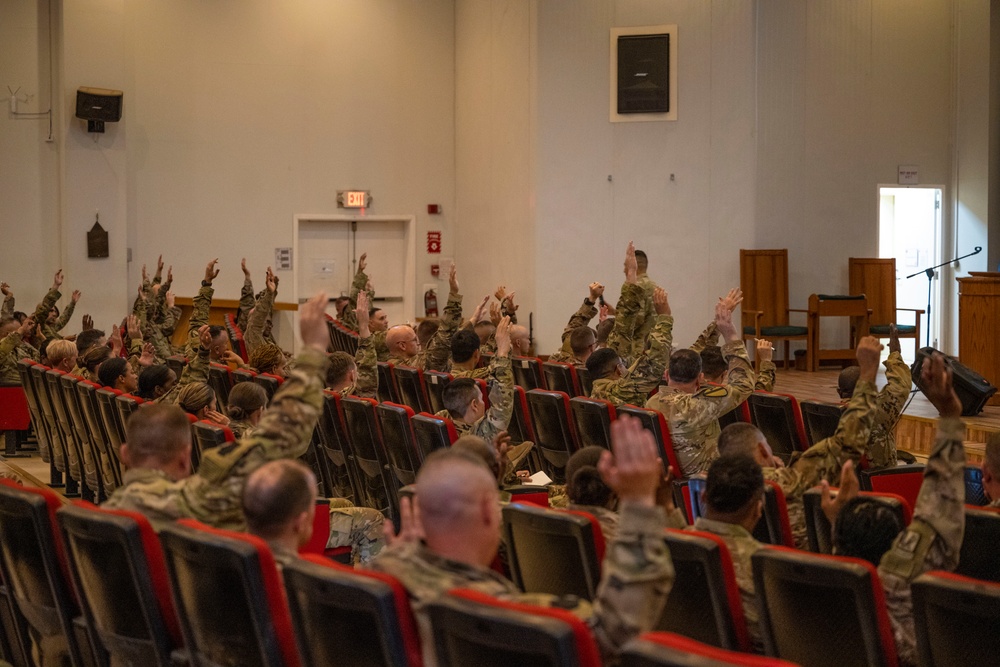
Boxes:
[958,272,1000,406]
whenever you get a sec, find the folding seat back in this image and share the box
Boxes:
[317,391,360,503]
[300,425,335,500]
[164,355,187,379]
[963,465,986,506]
[376,362,400,404]
[576,365,594,397]
[526,390,578,482]
[426,588,602,667]
[340,397,392,513]
[232,367,257,385]
[569,397,615,449]
[159,519,301,667]
[621,632,799,667]
[798,400,844,447]
[411,413,458,462]
[801,487,910,555]
[751,547,898,667]
[393,366,431,414]
[912,571,1000,667]
[29,363,63,469]
[507,385,535,445]
[672,480,694,524]
[18,358,51,463]
[46,369,83,483]
[375,403,421,488]
[956,506,1000,582]
[57,504,183,666]
[501,503,604,601]
[617,405,684,478]
[208,363,233,411]
[114,394,145,438]
[687,479,794,548]
[0,561,32,667]
[225,313,249,362]
[192,420,235,460]
[95,387,126,456]
[656,530,750,651]
[59,375,102,501]
[254,373,284,401]
[858,464,925,510]
[716,400,750,432]
[77,380,121,491]
[283,554,422,667]
[423,371,452,414]
[0,480,90,667]
[511,356,546,391]
[543,362,581,397]
[746,392,808,462]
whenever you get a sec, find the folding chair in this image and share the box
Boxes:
[617,405,684,478]
[46,369,86,496]
[569,396,616,450]
[717,400,751,432]
[751,547,899,667]
[526,390,579,482]
[375,402,421,492]
[232,367,257,385]
[956,506,1000,583]
[746,392,808,463]
[95,387,126,458]
[160,519,301,667]
[29,363,67,474]
[576,365,594,397]
[688,479,794,548]
[798,400,844,447]
[425,588,601,667]
[192,420,235,460]
[164,355,188,379]
[621,632,799,667]
[423,371,452,414]
[254,373,284,401]
[543,362,582,397]
[801,487,911,555]
[508,385,536,445]
[341,396,393,514]
[512,356,546,391]
[317,391,361,503]
[0,563,31,667]
[59,375,103,502]
[411,413,458,462]
[506,485,550,507]
[76,380,122,491]
[859,464,925,511]
[57,503,184,667]
[283,554,422,667]
[114,393,145,439]
[501,503,604,601]
[18,358,52,464]
[208,363,233,411]
[656,530,751,651]
[376,363,400,404]
[393,366,431,414]
[912,571,1000,667]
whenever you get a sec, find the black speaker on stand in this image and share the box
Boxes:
[911,347,997,416]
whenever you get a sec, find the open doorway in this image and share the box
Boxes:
[878,186,943,354]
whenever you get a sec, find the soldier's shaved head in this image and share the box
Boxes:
[718,423,766,459]
[122,404,192,477]
[837,366,861,400]
[509,325,530,356]
[386,325,419,360]
[242,460,317,542]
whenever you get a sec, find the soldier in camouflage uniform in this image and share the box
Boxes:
[339,252,374,333]
[387,263,462,373]
[40,290,79,340]
[547,282,602,363]
[370,415,675,665]
[837,324,912,469]
[0,316,37,384]
[646,294,756,477]
[0,282,13,320]
[326,290,378,399]
[716,336,883,549]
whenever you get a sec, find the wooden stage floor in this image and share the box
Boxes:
[772,366,1000,463]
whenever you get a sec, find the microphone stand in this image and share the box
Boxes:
[906,246,982,347]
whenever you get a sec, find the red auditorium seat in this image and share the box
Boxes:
[622,631,800,666]
[542,361,582,397]
[569,396,616,449]
[526,389,579,482]
[859,464,925,511]
[411,412,458,462]
[746,392,809,463]
[912,570,1000,667]
[512,356,547,391]
[802,487,911,555]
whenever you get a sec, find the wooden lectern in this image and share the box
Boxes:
[958,272,1000,406]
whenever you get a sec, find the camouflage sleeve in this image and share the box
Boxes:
[754,360,777,392]
[588,504,674,662]
[607,283,643,360]
[688,321,719,353]
[160,306,180,337]
[179,343,211,386]
[246,289,274,355]
[622,314,673,395]
[236,277,255,332]
[352,335,378,398]
[721,340,755,405]
[561,300,598,344]
[485,355,514,432]
[1,294,12,320]
[879,351,912,423]
[423,292,463,372]
[0,331,23,360]
[501,298,518,325]
[347,269,373,321]
[187,284,214,354]
[126,336,144,374]
[53,300,76,332]
[32,288,59,323]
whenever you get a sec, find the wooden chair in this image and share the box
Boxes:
[806,294,869,371]
[740,249,808,369]
[848,257,923,354]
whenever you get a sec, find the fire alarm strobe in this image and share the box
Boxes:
[75,87,124,133]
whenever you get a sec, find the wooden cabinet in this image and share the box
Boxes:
[958,273,1000,406]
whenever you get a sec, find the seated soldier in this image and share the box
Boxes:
[550,327,597,366]
[136,365,178,402]
[79,344,111,383]
[140,324,212,405]
[548,282,603,363]
[325,290,378,398]
[178,383,228,426]
[242,459,385,567]
[45,339,78,374]
[715,336,882,549]
[386,264,463,371]
[415,319,439,349]
[449,328,489,379]
[97,357,139,394]
[981,433,1000,507]
[0,315,37,384]
[103,292,331,531]
[370,414,675,665]
[701,338,776,392]
[41,289,80,340]
[646,298,755,477]
[250,342,287,377]
[822,351,964,666]
[836,324,912,469]
[73,327,107,364]
[226,382,269,439]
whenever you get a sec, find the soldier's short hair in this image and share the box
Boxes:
[569,327,597,356]
[451,435,499,480]
[0,319,16,338]
[451,329,481,364]
[718,423,765,458]
[586,348,620,380]
[46,339,76,367]
[699,346,727,382]
[416,319,440,348]
[368,307,381,318]
[208,325,226,341]
[39,337,55,363]
[833,496,904,567]
[837,366,861,400]
[75,329,106,357]
[669,349,702,384]
[227,382,268,422]
[704,455,763,515]
[984,432,1000,477]
[98,357,129,389]
[474,320,495,339]
[634,249,649,272]
[138,365,173,400]
[178,382,215,415]
[83,345,112,374]
[595,318,615,345]
[250,343,284,375]
[566,446,611,507]
[326,352,356,387]
[125,403,192,465]
[442,378,480,419]
[242,460,316,541]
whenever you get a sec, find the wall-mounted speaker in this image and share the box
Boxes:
[75,87,123,133]
[617,34,669,114]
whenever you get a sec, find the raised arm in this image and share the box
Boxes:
[606,243,642,359]
[879,325,913,422]
[483,316,514,432]
[620,287,673,394]
[558,283,601,350]
[753,339,777,392]
[246,266,275,355]
[32,269,63,323]
[422,266,465,372]
[187,259,218,353]
[352,290,379,398]
[52,291,79,333]
[0,283,13,320]
[236,258,256,332]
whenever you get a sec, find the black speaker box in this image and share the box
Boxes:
[617,34,669,114]
[75,87,123,123]
[911,347,997,416]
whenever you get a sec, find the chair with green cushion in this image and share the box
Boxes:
[849,257,923,355]
[740,249,809,369]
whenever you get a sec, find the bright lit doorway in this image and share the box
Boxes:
[878,186,943,356]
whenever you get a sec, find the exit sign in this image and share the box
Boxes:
[338,190,371,209]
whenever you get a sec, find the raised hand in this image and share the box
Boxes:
[589,282,605,302]
[599,414,663,508]
[109,324,123,354]
[241,258,251,278]
[198,324,213,350]
[470,295,490,326]
[356,290,370,338]
[449,264,459,295]
[495,315,512,358]
[624,242,638,284]
[141,264,149,283]
[653,287,670,316]
[821,460,860,525]
[503,291,517,313]
[0,282,10,297]
[165,291,175,309]
[756,339,774,363]
[265,266,277,293]
[156,254,164,275]
[714,297,738,341]
[139,343,157,367]
[494,285,507,303]
[204,259,220,284]
[888,323,901,355]
[82,314,94,331]
[358,252,367,273]
[17,316,35,337]
[221,350,243,366]
[166,265,173,283]
[126,314,142,341]
[855,335,884,382]
[599,304,610,323]
[300,291,330,352]
[71,290,82,304]
[921,351,962,418]
[136,285,147,302]
[383,495,424,547]
[489,301,502,326]
[52,269,64,290]
[719,287,743,313]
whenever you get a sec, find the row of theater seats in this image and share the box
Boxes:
[1,476,997,667]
